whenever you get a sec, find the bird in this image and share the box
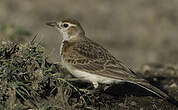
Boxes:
[46,18,169,100]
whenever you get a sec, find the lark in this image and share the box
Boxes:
[46,18,169,99]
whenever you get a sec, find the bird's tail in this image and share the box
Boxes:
[133,81,169,100]
[134,81,178,107]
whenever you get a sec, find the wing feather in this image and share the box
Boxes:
[65,37,144,82]
[62,37,169,99]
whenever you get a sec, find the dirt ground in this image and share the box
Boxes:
[0,0,178,110]
[0,41,178,110]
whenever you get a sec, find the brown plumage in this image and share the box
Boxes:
[62,18,81,26]
[61,36,169,99]
[46,18,169,100]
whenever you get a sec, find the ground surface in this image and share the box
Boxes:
[0,1,178,110]
[0,41,178,110]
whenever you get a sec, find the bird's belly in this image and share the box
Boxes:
[68,68,121,84]
[61,58,122,84]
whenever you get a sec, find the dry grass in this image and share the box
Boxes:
[1,1,178,109]
[0,39,178,110]
[0,39,110,110]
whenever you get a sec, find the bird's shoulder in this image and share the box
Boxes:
[61,36,117,67]
[73,37,115,60]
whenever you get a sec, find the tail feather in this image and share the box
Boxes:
[133,81,169,99]
[135,81,178,107]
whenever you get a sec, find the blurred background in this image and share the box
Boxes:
[0,0,178,69]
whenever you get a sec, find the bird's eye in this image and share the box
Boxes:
[63,23,69,28]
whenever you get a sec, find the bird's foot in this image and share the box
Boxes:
[79,83,110,95]
[79,87,101,95]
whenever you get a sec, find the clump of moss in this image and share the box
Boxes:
[0,40,107,110]
[0,40,178,110]
[0,41,63,109]
[0,41,47,109]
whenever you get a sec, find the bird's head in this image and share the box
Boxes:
[46,18,85,41]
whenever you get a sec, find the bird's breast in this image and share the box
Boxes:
[60,40,76,56]
[60,40,77,68]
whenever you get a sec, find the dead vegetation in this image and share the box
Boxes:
[0,40,178,110]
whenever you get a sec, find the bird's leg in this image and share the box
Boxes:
[79,82,101,94]
[78,81,96,93]
[86,82,105,94]
[79,82,107,95]
[93,81,99,88]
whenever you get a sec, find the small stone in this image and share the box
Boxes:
[153,78,158,81]
[119,103,124,107]
[2,41,7,45]
[170,83,177,88]
[130,101,137,106]
[140,108,144,110]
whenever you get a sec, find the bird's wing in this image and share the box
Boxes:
[66,38,144,82]
[65,38,169,99]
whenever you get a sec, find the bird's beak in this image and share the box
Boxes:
[46,22,57,27]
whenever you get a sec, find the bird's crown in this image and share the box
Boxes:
[61,18,81,26]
